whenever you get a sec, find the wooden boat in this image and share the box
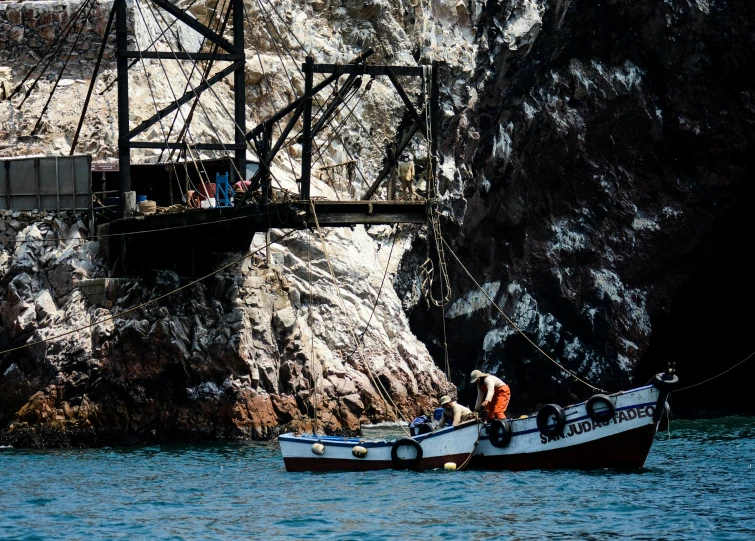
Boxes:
[471,372,677,470]
[279,418,482,472]
[280,371,677,472]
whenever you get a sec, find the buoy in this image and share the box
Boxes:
[311,442,325,455]
[352,445,368,458]
[444,462,457,471]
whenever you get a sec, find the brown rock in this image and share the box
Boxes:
[37,25,55,42]
[6,9,22,25]
[10,26,24,43]
[17,392,55,424]
[271,394,301,424]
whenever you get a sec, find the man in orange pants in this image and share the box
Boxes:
[471,370,511,420]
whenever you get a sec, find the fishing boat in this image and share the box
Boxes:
[279,369,676,472]
[470,370,678,470]
[279,418,482,472]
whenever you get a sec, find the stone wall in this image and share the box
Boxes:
[0,1,116,71]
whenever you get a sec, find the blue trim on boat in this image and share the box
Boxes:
[480,401,658,440]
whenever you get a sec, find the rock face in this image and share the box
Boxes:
[0,209,448,447]
[2,0,754,448]
[0,0,471,446]
[400,0,755,410]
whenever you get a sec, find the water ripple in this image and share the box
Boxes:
[0,417,754,539]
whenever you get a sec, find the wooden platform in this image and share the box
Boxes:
[103,200,427,275]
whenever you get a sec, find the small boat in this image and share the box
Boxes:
[470,371,678,470]
[279,418,482,472]
[279,370,677,472]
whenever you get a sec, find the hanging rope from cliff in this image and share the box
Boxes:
[11,0,93,105]
[30,0,99,136]
[440,237,608,393]
[306,226,320,434]
[344,224,398,363]
[309,202,411,434]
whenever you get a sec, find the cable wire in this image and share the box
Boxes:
[441,236,607,393]
[673,350,755,393]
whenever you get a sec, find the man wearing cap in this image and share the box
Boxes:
[436,395,474,429]
[396,153,415,199]
[471,370,511,421]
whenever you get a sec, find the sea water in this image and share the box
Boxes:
[1,417,753,540]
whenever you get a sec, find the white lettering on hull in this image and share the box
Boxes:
[539,405,655,444]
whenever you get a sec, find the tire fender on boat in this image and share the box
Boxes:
[390,438,423,469]
[488,419,512,448]
[536,404,566,437]
[585,394,616,423]
[652,372,679,392]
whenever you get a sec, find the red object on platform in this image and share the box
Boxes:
[197,182,216,200]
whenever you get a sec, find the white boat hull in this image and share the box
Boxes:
[280,421,481,472]
[472,385,663,470]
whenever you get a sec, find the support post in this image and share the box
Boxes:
[300,56,314,201]
[116,0,130,215]
[233,0,246,186]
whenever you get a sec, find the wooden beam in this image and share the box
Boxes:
[149,0,239,54]
[123,61,242,141]
[386,68,427,133]
[309,64,426,76]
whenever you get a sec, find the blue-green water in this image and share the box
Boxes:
[1,417,753,540]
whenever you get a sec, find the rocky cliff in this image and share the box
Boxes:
[401,0,755,412]
[1,0,753,448]
[0,206,449,447]
[0,0,473,447]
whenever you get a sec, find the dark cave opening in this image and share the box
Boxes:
[636,179,755,416]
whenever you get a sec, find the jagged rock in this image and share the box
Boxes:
[273,306,298,335]
[33,289,57,327]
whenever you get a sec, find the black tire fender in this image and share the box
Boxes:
[537,404,566,437]
[652,373,679,392]
[489,419,512,448]
[391,438,423,469]
[585,394,616,423]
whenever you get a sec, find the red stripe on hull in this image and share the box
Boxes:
[283,453,471,472]
[471,424,657,471]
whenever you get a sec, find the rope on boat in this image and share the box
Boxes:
[440,237,608,394]
[673,349,755,393]
[457,416,484,471]
[0,230,298,357]
[309,202,411,435]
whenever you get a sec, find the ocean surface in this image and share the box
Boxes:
[1,417,753,540]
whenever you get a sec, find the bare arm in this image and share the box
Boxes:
[474,386,484,410]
